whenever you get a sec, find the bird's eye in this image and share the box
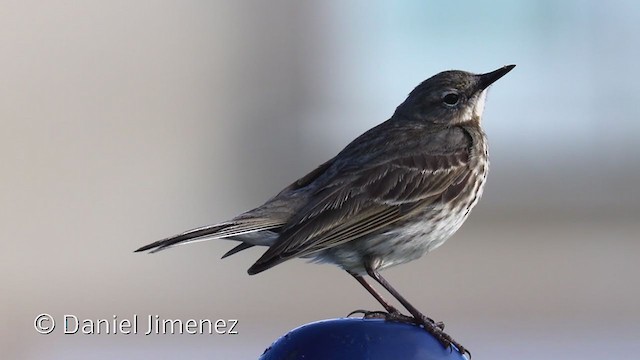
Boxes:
[442,92,460,106]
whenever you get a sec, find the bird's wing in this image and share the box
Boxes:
[247,140,472,274]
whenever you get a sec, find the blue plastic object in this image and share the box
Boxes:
[259,318,468,360]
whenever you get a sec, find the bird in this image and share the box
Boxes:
[136,65,515,355]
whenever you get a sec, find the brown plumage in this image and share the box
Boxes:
[136,65,515,355]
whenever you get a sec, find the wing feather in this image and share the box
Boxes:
[247,145,472,274]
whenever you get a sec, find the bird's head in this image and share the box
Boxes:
[394,65,515,125]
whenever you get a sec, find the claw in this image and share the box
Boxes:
[347,309,391,318]
[412,315,468,357]
[346,309,369,317]
[347,309,415,322]
[347,309,404,320]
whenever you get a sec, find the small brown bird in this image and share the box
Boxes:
[136,65,515,355]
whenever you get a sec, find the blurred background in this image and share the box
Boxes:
[2,1,639,359]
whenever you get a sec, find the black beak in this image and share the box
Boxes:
[478,64,516,90]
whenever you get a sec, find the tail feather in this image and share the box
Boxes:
[135,223,235,252]
[134,218,283,253]
[221,242,255,259]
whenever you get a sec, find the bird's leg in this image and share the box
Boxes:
[362,265,443,329]
[365,264,469,356]
[347,272,417,322]
[348,271,401,314]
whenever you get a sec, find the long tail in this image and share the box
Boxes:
[134,218,283,254]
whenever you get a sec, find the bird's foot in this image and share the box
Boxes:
[347,310,466,356]
[346,309,414,323]
[413,314,469,357]
[347,309,387,319]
